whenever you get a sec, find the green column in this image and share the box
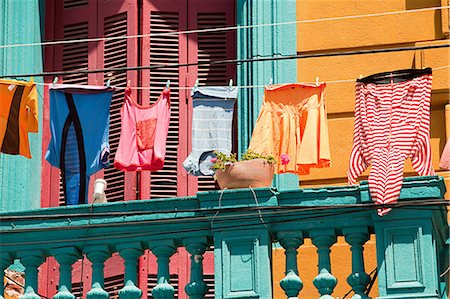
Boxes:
[0,0,44,212]
[236,0,298,190]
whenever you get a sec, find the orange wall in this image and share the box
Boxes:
[273,0,449,297]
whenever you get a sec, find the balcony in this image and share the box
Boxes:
[0,176,448,299]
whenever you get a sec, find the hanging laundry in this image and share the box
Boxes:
[439,139,450,170]
[248,83,331,175]
[45,84,114,205]
[114,86,170,171]
[183,86,237,176]
[0,78,38,158]
[348,68,434,216]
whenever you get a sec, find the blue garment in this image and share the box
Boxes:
[45,84,114,205]
[183,86,237,176]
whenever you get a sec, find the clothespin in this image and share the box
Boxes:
[359,74,363,79]
[229,79,233,88]
[106,79,111,87]
[30,77,34,84]
[52,77,58,86]
[127,80,131,87]
[269,77,273,85]
[194,79,199,89]
[165,80,170,90]
[315,76,319,85]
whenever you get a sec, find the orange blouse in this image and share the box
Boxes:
[248,83,331,175]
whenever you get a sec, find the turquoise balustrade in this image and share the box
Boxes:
[0,176,447,299]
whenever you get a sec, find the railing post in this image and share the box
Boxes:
[310,229,337,299]
[343,227,371,299]
[85,245,111,299]
[17,250,45,299]
[51,247,81,299]
[278,232,303,299]
[149,240,176,299]
[0,252,12,299]
[183,237,209,299]
[117,242,143,299]
[373,208,446,298]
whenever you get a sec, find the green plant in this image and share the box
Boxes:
[212,150,275,171]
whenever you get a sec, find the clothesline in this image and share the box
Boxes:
[2,43,449,78]
[0,5,448,49]
[33,65,450,90]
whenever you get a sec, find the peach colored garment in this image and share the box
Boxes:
[114,87,170,171]
[248,83,330,175]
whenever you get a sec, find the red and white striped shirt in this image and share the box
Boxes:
[348,73,434,216]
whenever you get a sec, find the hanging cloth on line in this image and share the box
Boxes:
[45,84,114,205]
[248,83,331,175]
[114,86,171,171]
[348,68,434,216]
[183,86,238,176]
[0,78,38,158]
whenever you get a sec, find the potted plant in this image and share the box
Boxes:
[211,150,278,189]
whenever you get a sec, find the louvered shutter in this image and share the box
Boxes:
[96,0,139,202]
[141,0,189,199]
[191,4,237,192]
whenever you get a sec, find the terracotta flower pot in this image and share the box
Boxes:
[214,158,275,189]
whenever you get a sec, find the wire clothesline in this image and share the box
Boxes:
[0,5,448,49]
[33,65,450,90]
[2,43,450,78]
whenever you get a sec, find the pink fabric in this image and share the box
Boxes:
[114,87,170,171]
[440,139,450,170]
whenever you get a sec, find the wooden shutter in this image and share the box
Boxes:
[141,0,189,199]
[63,0,87,10]
[104,274,125,299]
[148,274,179,298]
[195,9,236,192]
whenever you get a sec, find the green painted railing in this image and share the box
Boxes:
[0,176,448,299]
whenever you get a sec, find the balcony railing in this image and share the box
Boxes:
[0,176,448,299]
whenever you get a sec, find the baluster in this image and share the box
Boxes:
[85,245,111,299]
[184,238,208,299]
[310,229,337,299]
[17,250,45,299]
[149,240,176,299]
[278,232,303,299]
[343,227,371,299]
[52,247,81,299]
[1,252,12,299]
[117,242,143,299]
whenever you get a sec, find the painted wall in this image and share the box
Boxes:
[272,0,449,297]
[0,0,44,212]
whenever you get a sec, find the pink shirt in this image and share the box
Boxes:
[114,87,171,171]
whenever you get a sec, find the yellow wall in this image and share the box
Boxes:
[273,0,449,297]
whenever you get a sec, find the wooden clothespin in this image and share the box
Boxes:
[52,77,58,86]
[315,76,319,85]
[30,77,34,84]
[165,80,170,90]
[359,74,363,79]
[106,79,111,87]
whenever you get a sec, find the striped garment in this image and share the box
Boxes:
[348,69,434,216]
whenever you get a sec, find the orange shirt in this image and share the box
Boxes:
[248,83,330,175]
[0,79,38,158]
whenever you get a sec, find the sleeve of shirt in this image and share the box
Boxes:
[347,84,368,185]
[26,84,39,133]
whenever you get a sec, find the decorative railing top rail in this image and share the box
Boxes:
[0,176,447,250]
[0,175,447,299]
